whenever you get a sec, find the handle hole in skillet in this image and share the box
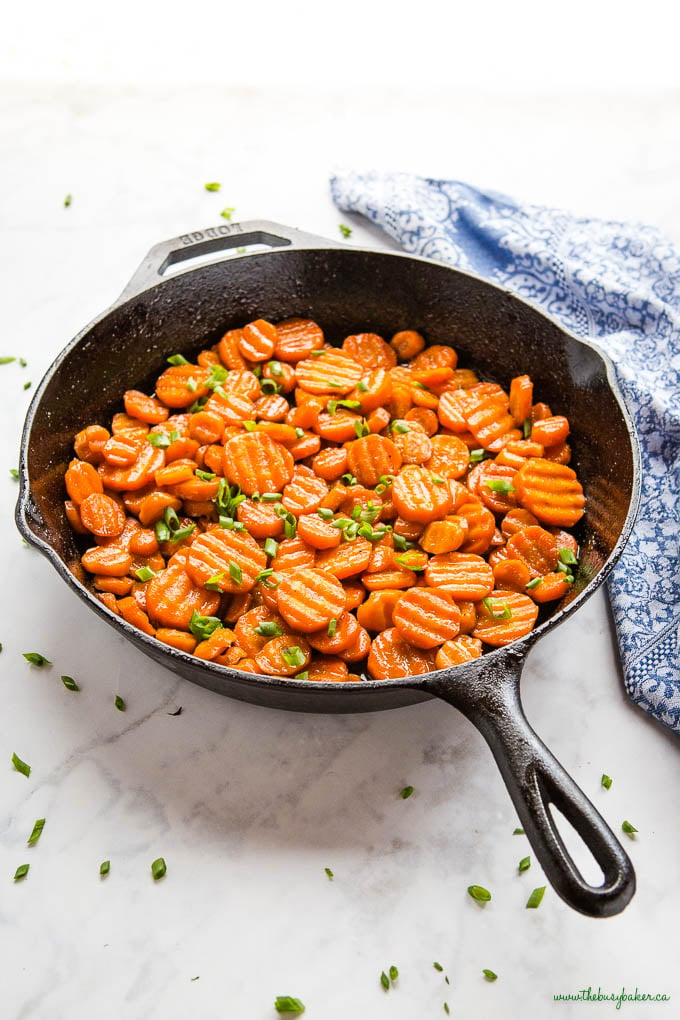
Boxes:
[159,231,291,277]
[547,802,605,887]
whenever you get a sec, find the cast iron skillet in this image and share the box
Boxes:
[16,220,641,918]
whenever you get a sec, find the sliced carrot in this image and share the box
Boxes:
[530,401,553,423]
[315,537,373,579]
[222,591,253,624]
[338,625,371,662]
[197,348,221,368]
[102,435,142,467]
[64,499,88,535]
[542,441,572,465]
[96,591,120,614]
[237,501,285,539]
[288,431,322,460]
[468,461,518,515]
[435,635,483,669]
[79,493,126,538]
[494,438,545,470]
[145,563,221,629]
[531,415,570,446]
[282,465,328,516]
[356,589,403,632]
[505,525,558,578]
[342,579,366,611]
[156,628,198,654]
[153,458,197,488]
[185,526,267,594]
[117,596,155,636]
[188,411,225,444]
[295,350,363,395]
[137,490,181,527]
[296,513,342,550]
[233,606,291,657]
[274,568,346,632]
[513,457,586,527]
[437,389,473,432]
[457,500,496,555]
[123,390,169,425]
[391,422,432,464]
[390,329,425,361]
[270,536,315,575]
[166,475,220,501]
[263,360,296,394]
[311,447,349,482]
[500,508,540,538]
[128,529,160,556]
[419,515,467,555]
[367,628,435,679]
[391,465,453,524]
[217,328,248,370]
[472,589,539,646]
[74,424,110,464]
[98,443,165,492]
[457,600,477,634]
[388,383,413,420]
[238,318,278,362]
[111,412,149,440]
[255,635,312,676]
[348,368,393,414]
[509,375,533,426]
[81,545,132,577]
[424,552,494,600]
[222,432,295,496]
[205,390,255,424]
[404,407,439,436]
[466,392,515,450]
[155,365,211,408]
[529,572,573,602]
[549,528,579,557]
[342,332,397,371]
[306,656,349,681]
[392,588,461,649]
[411,344,457,372]
[492,558,532,592]
[362,567,416,591]
[93,574,134,596]
[367,407,391,433]
[274,318,325,362]
[65,459,104,504]
[347,434,402,488]
[307,609,359,653]
[253,394,289,422]
[194,627,237,661]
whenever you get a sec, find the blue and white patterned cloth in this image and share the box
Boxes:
[331,170,680,735]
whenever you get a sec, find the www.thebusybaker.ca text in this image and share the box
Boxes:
[554,987,670,1009]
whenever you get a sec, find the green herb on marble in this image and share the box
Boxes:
[400,785,414,799]
[601,773,613,790]
[27,818,45,845]
[444,1004,450,1015]
[151,857,167,880]
[433,962,444,972]
[467,884,491,903]
[622,820,638,837]
[339,224,352,239]
[220,207,236,220]
[10,468,19,480]
[204,182,221,192]
[483,969,498,981]
[23,652,51,667]
[100,860,110,876]
[64,194,72,207]
[389,965,399,983]
[14,863,30,881]
[380,971,390,991]
[0,357,16,365]
[114,695,126,712]
[23,381,31,390]
[61,675,80,691]
[526,885,546,909]
[19,358,27,367]
[512,827,525,835]
[12,752,31,777]
[274,996,305,1013]
[518,855,531,873]
[324,867,334,879]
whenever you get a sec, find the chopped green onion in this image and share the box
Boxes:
[325,866,334,879]
[558,547,578,565]
[12,752,31,777]
[61,675,80,691]
[268,360,283,377]
[433,962,444,972]
[19,358,27,367]
[430,473,446,485]
[204,181,221,191]
[207,364,228,389]
[281,646,306,669]
[357,380,368,392]
[261,379,282,396]
[14,863,29,881]
[309,348,326,357]
[295,672,309,681]
[254,621,283,638]
[204,571,226,591]
[318,508,334,520]
[467,884,491,903]
[523,418,532,439]
[220,207,236,220]
[135,566,157,582]
[513,827,525,835]
[228,560,243,585]
[331,517,353,530]
[484,477,516,493]
[155,519,171,542]
[264,537,279,558]
[23,652,51,667]
[253,365,262,378]
[23,381,32,390]
[482,969,498,982]
[27,818,45,846]
[185,377,198,393]
[189,611,223,641]
[189,395,209,413]
[342,522,359,541]
[254,568,280,588]
[274,997,305,1014]
[525,577,543,590]
[0,356,16,365]
[518,856,531,873]
[261,492,282,502]
[147,431,171,449]
[151,857,167,880]
[526,885,546,908]
[328,381,342,388]
[392,422,410,434]
[327,398,361,415]
[339,224,352,239]
[395,554,425,572]
[380,972,390,991]
[167,353,190,366]
[115,695,126,712]
[100,860,110,876]
[64,194,72,207]
[10,468,19,480]
[327,618,338,638]
[469,448,485,463]
[171,524,196,542]
[444,1004,450,1015]
[391,533,414,552]
[400,785,414,799]
[354,418,371,438]
[195,469,216,481]
[341,473,357,485]
[622,820,638,836]
[601,773,613,790]
[295,427,305,438]
[389,965,399,982]
[482,597,512,620]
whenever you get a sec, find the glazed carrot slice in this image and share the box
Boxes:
[341,332,397,371]
[123,390,169,425]
[111,412,149,440]
[468,461,518,515]
[411,344,457,371]
[93,574,134,596]
[347,434,402,488]
[65,459,104,504]
[185,526,267,594]
[472,590,539,646]
[253,394,289,422]
[156,628,198,654]
[96,592,120,614]
[64,499,88,534]
[311,447,349,482]
[273,318,325,362]
[98,443,165,492]
[275,568,347,632]
[217,328,248,370]
[492,558,532,592]
[505,525,558,578]
[342,579,366,611]
[263,360,296,394]
[145,563,221,629]
[282,465,329,516]
[390,329,425,361]
[494,438,545,471]
[102,435,141,467]
[194,627,238,661]
[549,528,579,557]
[509,375,533,426]
[128,528,160,556]
[457,601,478,634]
[307,610,359,653]
[81,545,133,577]
[531,415,570,446]
[315,537,373,579]
[288,431,322,460]
[356,589,404,632]
[236,501,285,540]
[338,625,371,662]
[205,391,255,424]
[238,318,278,362]
[500,508,540,538]
[233,606,291,657]
[424,552,494,600]
[437,389,473,432]
[295,350,363,395]
[391,422,432,464]
[388,383,413,420]
[255,636,312,676]
[138,490,181,527]
[296,513,342,550]
[79,493,126,538]
[530,401,553,423]
[367,628,436,680]
[542,441,572,465]
[404,407,439,436]
[513,457,586,527]
[362,567,417,591]
[252,422,299,445]
[188,411,225,444]
[117,596,155,636]
[527,571,573,602]
[392,588,461,649]
[155,365,211,408]
[391,465,453,524]
[166,475,220,502]
[348,368,393,414]
[271,536,316,574]
[465,393,515,450]
[457,500,496,555]
[222,432,295,496]
[74,424,110,464]
[154,458,197,488]
[419,515,467,555]
[435,635,483,669]
[306,656,349,681]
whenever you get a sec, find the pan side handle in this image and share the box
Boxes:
[423,656,635,918]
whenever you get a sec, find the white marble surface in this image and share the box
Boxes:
[1,84,679,1020]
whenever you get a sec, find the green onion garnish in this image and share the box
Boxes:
[254,621,283,638]
[64,194,72,207]
[327,398,361,415]
[518,856,531,873]
[27,818,45,846]
[523,417,532,439]
[0,356,16,365]
[135,566,157,582]
[433,962,444,972]
[23,652,51,667]
[220,207,236,220]
[395,554,425,572]
[482,969,498,982]
[430,473,446,485]
[23,381,32,390]
[558,547,578,565]
[100,860,110,876]
[601,773,613,790]
[14,863,29,881]
[339,224,352,239]
[341,473,357,485]
[204,571,226,591]
[380,972,390,991]
[11,752,31,777]
[295,672,309,681]
[400,785,414,799]
[189,611,223,641]
[622,820,638,836]
[10,468,19,480]
[151,857,167,880]
[189,396,209,412]
[327,618,338,638]
[317,507,334,520]
[513,827,525,835]
[392,422,410,434]
[185,377,198,393]
[325,866,334,879]
[281,646,306,669]
[204,181,221,191]
[264,537,279,558]
[243,420,257,432]
[389,965,399,982]
[525,577,542,590]
[295,427,305,438]
[482,597,512,620]
[354,418,371,439]
[228,560,243,585]
[357,380,368,392]
[115,695,126,712]
[254,568,280,588]
[261,379,282,396]
[61,675,80,691]
[469,448,485,462]
[261,492,282,502]
[274,996,305,1014]
[167,353,189,365]
[526,886,546,909]
[444,1004,450,1015]
[467,884,491,903]
[391,534,414,552]
[484,477,516,493]
[195,469,216,481]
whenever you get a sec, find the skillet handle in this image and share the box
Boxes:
[424,654,635,917]
[116,219,343,303]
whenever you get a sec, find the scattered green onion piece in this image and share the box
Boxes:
[354,418,371,438]
[195,469,216,481]
[309,348,326,357]
[523,418,532,438]
[155,519,171,542]
[295,427,305,438]
[430,473,446,485]
[469,448,485,462]
[467,884,491,903]
[148,431,171,448]
[0,356,16,365]
[518,856,531,873]
[135,566,157,582]
[513,827,525,835]
[444,1004,450,1015]
[189,611,223,640]
[167,353,189,366]
[331,517,353,529]
[281,646,306,669]
[204,571,226,591]
[204,182,221,191]
[63,194,72,207]
[380,972,390,991]
[19,358,27,367]
[14,863,29,881]
[483,969,498,982]
[601,773,613,790]
[341,473,357,485]
[526,885,546,908]
[392,422,410,434]
[357,380,368,392]
[243,420,258,432]
[12,753,31,778]
[400,785,414,799]
[525,577,543,590]
[339,224,352,239]
[268,360,283,377]
[23,652,51,667]
[261,379,282,396]
[61,675,80,691]
[27,818,45,846]
[10,468,19,480]
[274,997,305,1014]
[484,477,516,493]
[172,524,196,542]
[395,554,425,572]
[228,561,243,585]
[351,505,361,520]
[261,492,282,503]
[342,522,359,541]
[433,962,444,972]
[254,621,283,638]
[115,695,126,712]
[207,364,228,388]
[327,618,337,638]
[254,568,280,588]
[482,597,512,620]
[295,672,309,681]
[220,207,236,220]
[324,866,334,879]
[389,965,399,982]
[185,377,198,393]
[98,859,110,876]
[264,537,279,558]
[622,820,638,836]
[23,381,31,390]
[151,857,167,880]
[558,547,578,565]
[378,474,394,487]
[391,533,414,552]
[318,508,334,520]
[189,395,209,413]
[252,365,262,378]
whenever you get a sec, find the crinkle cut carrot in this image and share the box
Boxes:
[123,390,169,425]
[425,434,472,481]
[528,571,573,602]
[205,391,255,425]
[307,610,359,653]
[435,635,483,668]
[419,516,467,555]
[457,501,496,555]
[117,596,155,636]
[411,344,457,372]
[155,365,211,408]
[297,513,342,550]
[275,567,347,632]
[238,318,278,362]
[81,545,132,577]
[424,552,494,601]
[156,628,198,654]
[437,389,473,432]
[74,424,110,464]
[356,589,404,632]
[65,459,104,504]
[102,435,141,467]
[392,588,461,649]
[347,434,402,488]
[236,501,285,539]
[282,465,328,516]
[513,457,585,527]
[78,493,126,538]
[185,527,267,594]
[253,394,289,422]
[505,525,558,578]
[274,318,325,362]
[492,558,532,592]
[349,368,393,414]
[472,590,539,646]
[222,432,294,496]
[145,563,221,630]
[255,635,312,676]
[367,628,436,680]
[509,375,533,426]
[217,328,248,370]
[341,332,397,371]
[390,329,425,361]
[391,422,432,464]
[295,349,364,395]
[233,606,291,657]
[315,537,373,579]
[391,465,453,524]
[271,536,316,574]
[98,444,165,492]
[312,446,348,481]
[338,624,371,662]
